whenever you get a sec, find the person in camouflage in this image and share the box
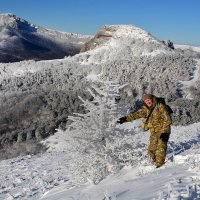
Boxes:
[117,94,172,168]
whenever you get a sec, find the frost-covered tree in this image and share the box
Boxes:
[63,80,124,184]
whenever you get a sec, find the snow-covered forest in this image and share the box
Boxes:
[0,15,200,199]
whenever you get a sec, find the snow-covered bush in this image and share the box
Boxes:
[63,80,123,184]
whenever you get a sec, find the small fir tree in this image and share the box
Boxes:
[65,80,122,184]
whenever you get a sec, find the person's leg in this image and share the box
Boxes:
[155,133,170,167]
[148,131,158,162]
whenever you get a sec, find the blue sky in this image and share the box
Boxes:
[0,0,200,45]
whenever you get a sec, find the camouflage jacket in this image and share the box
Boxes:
[127,97,172,133]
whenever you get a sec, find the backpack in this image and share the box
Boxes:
[156,97,173,115]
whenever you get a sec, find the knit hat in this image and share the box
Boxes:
[143,94,153,101]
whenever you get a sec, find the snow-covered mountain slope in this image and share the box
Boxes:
[0,25,174,78]
[41,121,200,200]
[175,44,200,53]
[1,121,200,199]
[41,162,200,200]
[0,23,200,160]
[174,44,200,62]
[0,13,91,62]
[77,25,174,65]
[179,59,200,99]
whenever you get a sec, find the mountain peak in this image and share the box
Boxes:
[81,24,157,51]
[108,24,158,42]
[0,13,91,63]
[0,13,18,19]
[0,13,37,31]
[80,24,171,59]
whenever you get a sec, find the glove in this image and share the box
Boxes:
[160,133,169,142]
[117,116,127,124]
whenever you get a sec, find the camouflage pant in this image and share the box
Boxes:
[148,131,170,167]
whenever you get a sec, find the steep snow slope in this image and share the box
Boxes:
[42,121,200,200]
[41,164,200,200]
[0,13,91,62]
[1,121,200,199]
[0,24,199,160]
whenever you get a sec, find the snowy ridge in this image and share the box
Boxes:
[175,44,200,53]
[0,13,91,39]
[0,13,92,62]
[0,13,29,28]
[113,24,159,43]
[73,25,173,65]
[0,25,172,78]
[0,24,177,79]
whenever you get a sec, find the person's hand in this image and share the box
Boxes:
[160,133,169,142]
[117,116,127,124]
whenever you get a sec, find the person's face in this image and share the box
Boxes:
[144,98,153,107]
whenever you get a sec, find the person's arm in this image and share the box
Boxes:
[126,106,148,122]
